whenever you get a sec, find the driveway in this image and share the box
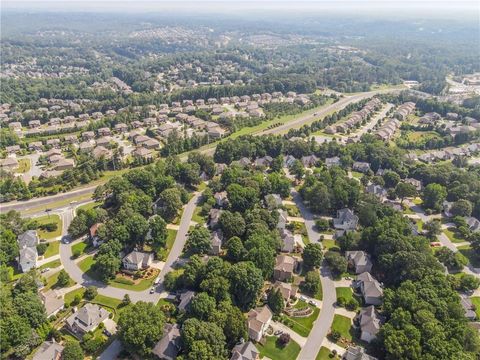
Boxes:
[98,339,123,360]
[291,189,337,360]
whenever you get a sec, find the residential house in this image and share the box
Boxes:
[143,138,160,150]
[357,306,383,343]
[247,306,273,342]
[273,255,296,281]
[152,324,181,360]
[366,184,388,201]
[279,228,296,253]
[114,123,128,133]
[459,294,477,321]
[346,251,373,274]
[352,162,371,173]
[96,136,113,148]
[230,341,260,360]
[79,140,95,153]
[6,145,21,154]
[264,194,282,210]
[32,341,64,360]
[255,156,273,168]
[210,230,223,255]
[1,157,18,171]
[214,192,228,207]
[97,127,112,136]
[65,304,109,338]
[301,155,318,168]
[208,126,226,139]
[55,158,75,170]
[46,138,61,148]
[466,217,480,232]
[272,281,298,303]
[343,346,378,360]
[333,209,359,232]
[40,290,65,317]
[325,156,341,168]
[64,135,78,144]
[29,120,41,128]
[17,230,38,272]
[208,209,223,229]
[92,146,112,160]
[283,155,297,168]
[178,291,195,312]
[404,178,422,191]
[28,141,43,151]
[277,209,288,230]
[133,147,153,161]
[89,223,103,247]
[122,251,153,271]
[82,131,95,141]
[355,272,383,306]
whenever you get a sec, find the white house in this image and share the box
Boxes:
[122,251,153,271]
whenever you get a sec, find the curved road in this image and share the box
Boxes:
[1,89,401,215]
[292,190,337,360]
[58,192,201,302]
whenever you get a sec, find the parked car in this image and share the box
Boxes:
[309,300,317,306]
[300,295,307,301]
[41,268,50,273]
[150,287,155,294]
[274,330,283,336]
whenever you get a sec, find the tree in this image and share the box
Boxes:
[181,318,227,359]
[156,188,182,222]
[228,261,264,311]
[219,211,245,239]
[424,220,442,239]
[395,182,416,204]
[458,274,480,292]
[247,245,276,279]
[0,229,19,264]
[121,294,131,307]
[118,301,165,356]
[56,270,70,287]
[451,199,473,217]
[290,159,305,180]
[301,270,321,295]
[422,183,447,211]
[302,243,323,270]
[84,286,98,300]
[226,184,258,212]
[188,292,216,321]
[149,215,167,247]
[13,292,46,328]
[325,251,348,276]
[267,288,285,315]
[278,333,291,347]
[93,253,121,282]
[315,218,330,231]
[186,226,212,255]
[62,341,84,360]
[225,236,246,262]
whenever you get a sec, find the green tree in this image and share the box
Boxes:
[395,182,417,204]
[451,199,473,217]
[186,226,212,255]
[118,301,165,356]
[267,288,285,315]
[325,251,348,276]
[225,236,246,262]
[228,261,264,311]
[181,318,227,359]
[156,188,182,222]
[219,211,245,239]
[301,270,321,295]
[56,270,70,287]
[383,170,401,188]
[422,183,447,211]
[13,292,46,328]
[188,292,216,321]
[93,253,121,282]
[62,341,84,360]
[290,159,305,180]
[0,229,19,264]
[302,243,323,270]
[84,286,98,300]
[149,215,167,247]
[226,184,258,212]
[423,220,442,239]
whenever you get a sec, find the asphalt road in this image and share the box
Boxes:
[1,89,401,216]
[292,190,337,360]
[58,192,201,302]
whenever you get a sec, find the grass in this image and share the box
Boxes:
[256,336,301,360]
[109,275,156,291]
[39,259,61,270]
[284,204,301,217]
[471,297,480,319]
[443,228,465,243]
[78,255,96,273]
[92,294,122,310]
[21,193,94,216]
[44,271,75,290]
[156,229,178,260]
[413,197,423,205]
[16,158,31,173]
[336,287,354,302]
[458,245,480,268]
[331,314,353,342]
[43,241,60,258]
[76,201,101,214]
[35,214,62,240]
[316,347,340,360]
[283,300,320,337]
[416,219,424,231]
[351,171,363,179]
[64,288,85,306]
[192,207,206,225]
[322,239,338,250]
[71,241,89,257]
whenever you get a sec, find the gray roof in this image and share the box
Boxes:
[231,341,260,360]
[66,304,109,334]
[344,346,378,360]
[152,323,181,360]
[359,305,382,336]
[32,341,64,360]
[18,230,38,248]
[279,228,295,253]
[178,291,195,311]
[347,251,372,269]
[357,272,383,299]
[334,209,359,229]
[122,251,153,267]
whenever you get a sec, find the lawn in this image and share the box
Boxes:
[282,300,320,337]
[22,193,93,216]
[458,245,480,268]
[39,259,61,270]
[322,239,338,250]
[351,171,363,179]
[331,314,353,342]
[44,271,75,290]
[471,297,480,319]
[316,347,340,360]
[35,214,62,240]
[109,274,156,291]
[43,241,60,258]
[16,158,31,173]
[413,197,423,205]
[156,229,178,260]
[76,201,101,214]
[71,240,89,257]
[78,255,96,273]
[64,288,85,306]
[256,336,301,360]
[285,204,301,217]
[443,228,465,243]
[192,207,206,225]
[336,287,354,302]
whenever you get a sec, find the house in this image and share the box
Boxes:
[82,131,95,140]
[230,341,260,360]
[279,228,296,253]
[29,120,41,128]
[28,141,43,151]
[466,217,480,233]
[1,157,18,171]
[325,156,341,168]
[247,306,273,342]
[6,145,21,154]
[97,127,111,136]
[404,178,422,191]
[357,306,382,343]
[346,251,373,274]
[92,146,112,159]
[343,346,378,360]
[272,281,298,302]
[46,138,61,148]
[459,294,477,321]
[96,136,113,148]
[333,209,359,231]
[366,184,388,200]
[301,155,318,168]
[114,123,128,133]
[152,324,181,360]
[208,209,223,229]
[79,141,95,152]
[32,341,64,360]
[64,135,78,144]
[133,147,153,160]
[264,194,282,210]
[40,290,65,317]
[283,155,297,168]
[55,158,75,170]
[122,251,153,271]
[355,272,383,305]
[277,209,288,230]
[352,162,371,173]
[255,156,273,168]
[443,201,454,217]
[17,230,38,272]
[214,191,228,207]
[65,304,109,338]
[143,138,160,150]
[208,126,226,139]
[273,255,296,281]
[178,291,196,312]
[210,230,223,255]
[89,223,103,247]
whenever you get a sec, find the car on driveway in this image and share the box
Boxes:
[309,300,317,306]
[41,267,50,273]
[62,235,72,244]
[150,287,155,294]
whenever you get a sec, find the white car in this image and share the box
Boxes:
[309,300,317,306]
[149,287,155,294]
[300,295,307,301]
[41,268,50,273]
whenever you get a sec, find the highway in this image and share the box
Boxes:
[1,88,400,216]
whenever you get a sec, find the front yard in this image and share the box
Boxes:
[35,214,62,240]
[457,245,480,268]
[471,297,480,318]
[281,300,320,337]
[71,240,90,257]
[43,241,60,258]
[331,314,353,344]
[256,336,301,360]
[316,346,340,360]
[443,227,466,243]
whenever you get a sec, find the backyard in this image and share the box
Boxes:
[257,336,301,360]
[16,158,31,173]
[457,245,480,268]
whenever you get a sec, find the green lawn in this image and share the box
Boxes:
[64,288,85,306]
[78,255,96,273]
[285,204,301,217]
[471,297,480,319]
[43,241,60,258]
[443,228,465,243]
[156,229,178,260]
[336,287,353,301]
[192,207,206,225]
[16,158,31,173]
[35,214,62,240]
[322,239,338,250]
[71,240,89,257]
[44,271,75,290]
[413,197,423,205]
[109,275,155,291]
[76,201,101,214]
[351,171,363,179]
[331,314,353,342]
[458,245,480,267]
[316,346,340,360]
[257,336,301,360]
[283,301,320,337]
[39,259,61,270]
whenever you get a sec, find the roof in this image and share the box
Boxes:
[18,230,38,248]
[344,346,378,360]
[273,281,297,301]
[40,290,64,316]
[359,305,382,336]
[123,251,153,267]
[231,341,260,360]
[66,304,109,333]
[152,324,181,360]
[178,291,195,311]
[357,272,383,299]
[274,255,295,273]
[248,306,273,333]
[32,341,64,360]
[346,251,372,268]
[89,223,102,238]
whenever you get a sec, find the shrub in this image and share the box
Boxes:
[330,330,341,342]
[315,218,330,231]
[114,277,134,285]
[346,297,359,311]
[71,294,82,306]
[278,333,291,347]
[37,243,48,255]
[84,286,98,300]
[72,248,82,258]
[41,222,58,232]
[337,296,346,307]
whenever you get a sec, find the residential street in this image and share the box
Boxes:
[292,190,337,360]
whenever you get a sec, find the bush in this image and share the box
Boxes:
[346,297,359,311]
[84,286,98,300]
[71,294,82,306]
[41,222,58,232]
[330,330,341,342]
[337,296,346,307]
[315,218,330,231]
[37,243,48,255]
[72,248,82,258]
[278,333,291,347]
